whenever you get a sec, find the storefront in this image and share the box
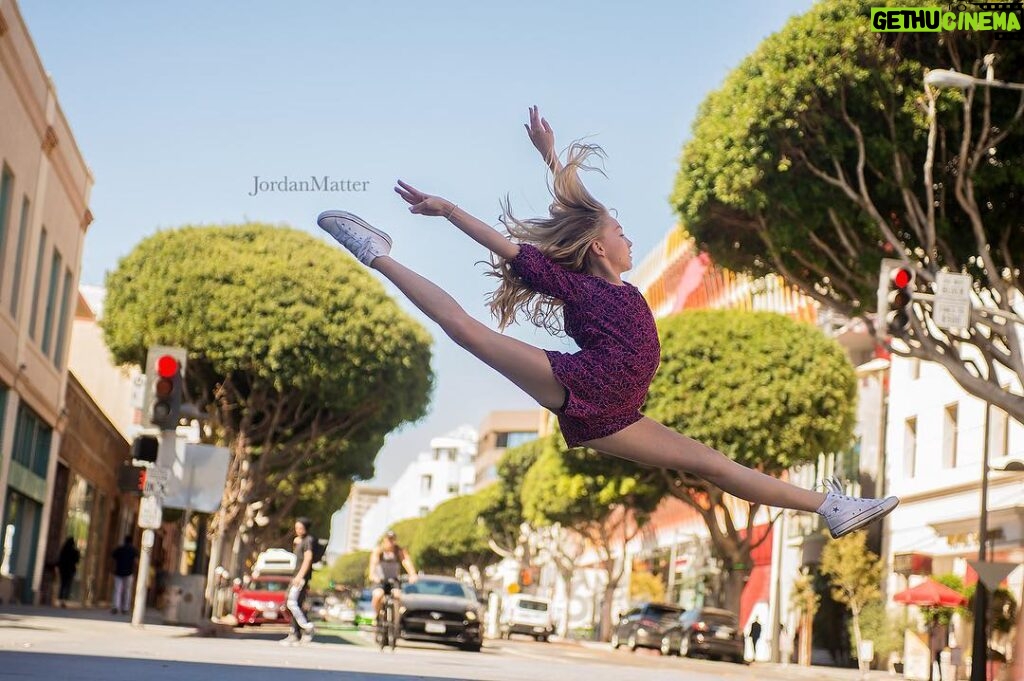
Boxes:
[1,401,52,603]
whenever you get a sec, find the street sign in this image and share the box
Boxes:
[130,373,146,409]
[138,495,163,529]
[933,272,972,330]
[967,560,1018,592]
[143,466,170,498]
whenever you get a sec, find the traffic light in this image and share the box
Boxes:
[150,353,183,430]
[117,463,146,495]
[886,265,915,334]
[131,434,159,464]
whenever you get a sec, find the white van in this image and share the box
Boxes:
[500,594,554,642]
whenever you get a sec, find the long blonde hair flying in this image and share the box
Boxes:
[486,142,609,334]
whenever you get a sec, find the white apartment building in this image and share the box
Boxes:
[884,355,1024,603]
[328,484,388,558]
[357,425,477,551]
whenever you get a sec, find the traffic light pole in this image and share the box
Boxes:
[131,429,175,627]
[970,402,991,681]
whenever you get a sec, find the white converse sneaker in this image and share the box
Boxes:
[317,210,392,266]
[818,478,899,539]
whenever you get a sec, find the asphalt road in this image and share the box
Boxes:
[0,608,888,681]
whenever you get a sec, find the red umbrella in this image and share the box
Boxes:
[893,578,967,607]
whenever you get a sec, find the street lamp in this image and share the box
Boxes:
[924,57,1024,681]
[924,68,1024,91]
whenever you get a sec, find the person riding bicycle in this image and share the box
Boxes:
[368,530,417,618]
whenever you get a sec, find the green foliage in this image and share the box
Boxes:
[521,436,665,529]
[478,437,544,552]
[329,550,372,590]
[966,583,1019,634]
[415,491,497,574]
[820,531,883,615]
[921,573,969,626]
[629,571,666,604]
[853,601,909,665]
[647,310,856,471]
[386,517,425,560]
[791,567,821,620]
[102,223,434,538]
[671,0,1024,420]
[649,309,856,614]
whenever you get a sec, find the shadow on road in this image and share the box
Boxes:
[0,651,472,680]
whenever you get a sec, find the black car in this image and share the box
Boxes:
[398,575,484,652]
[610,602,686,652]
[660,606,745,663]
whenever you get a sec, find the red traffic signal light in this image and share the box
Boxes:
[890,267,913,289]
[156,355,179,378]
[887,266,915,334]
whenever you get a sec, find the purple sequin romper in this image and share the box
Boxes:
[509,244,661,447]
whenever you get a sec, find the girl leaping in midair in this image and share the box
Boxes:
[317,106,898,539]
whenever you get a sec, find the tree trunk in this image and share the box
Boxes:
[799,610,814,666]
[851,606,864,671]
[721,566,752,616]
[558,568,573,638]
[599,577,618,642]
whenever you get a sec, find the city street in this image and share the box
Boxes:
[0,607,890,681]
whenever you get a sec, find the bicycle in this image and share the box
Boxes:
[375,579,400,652]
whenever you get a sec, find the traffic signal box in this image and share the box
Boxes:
[885,265,915,334]
[141,346,187,430]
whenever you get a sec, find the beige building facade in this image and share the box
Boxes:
[473,409,549,490]
[0,0,94,602]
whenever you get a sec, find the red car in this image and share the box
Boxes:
[233,575,292,627]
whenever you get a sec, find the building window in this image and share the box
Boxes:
[904,417,917,477]
[0,166,12,293]
[943,403,958,468]
[909,358,921,380]
[28,227,47,339]
[989,405,1009,460]
[9,197,30,318]
[447,483,458,494]
[420,474,433,494]
[495,431,537,449]
[40,247,62,355]
[12,402,52,478]
[53,268,73,367]
[419,506,429,517]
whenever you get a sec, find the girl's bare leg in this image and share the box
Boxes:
[585,417,827,512]
[372,256,567,411]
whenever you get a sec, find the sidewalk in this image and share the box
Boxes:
[572,640,893,681]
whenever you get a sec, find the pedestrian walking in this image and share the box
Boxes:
[748,616,762,660]
[281,518,316,646]
[110,535,138,615]
[57,537,80,606]
[316,106,899,536]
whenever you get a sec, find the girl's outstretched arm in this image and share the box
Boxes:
[525,105,562,173]
[395,180,519,261]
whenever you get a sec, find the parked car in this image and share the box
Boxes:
[325,595,356,625]
[499,594,554,641]
[611,602,686,652]
[398,575,484,652]
[660,606,745,663]
[306,593,327,621]
[233,575,292,627]
[354,588,376,627]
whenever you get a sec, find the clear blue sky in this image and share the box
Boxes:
[22,0,815,488]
